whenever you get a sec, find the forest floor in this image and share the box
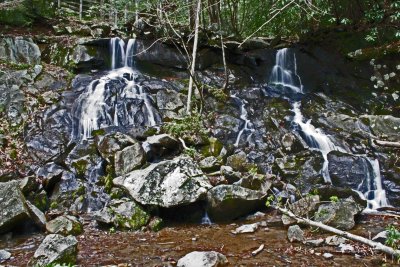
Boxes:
[2,213,399,266]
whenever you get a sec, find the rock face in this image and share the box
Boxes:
[46,216,83,236]
[0,37,41,65]
[0,181,30,234]
[177,251,229,267]
[0,249,11,261]
[29,234,78,266]
[314,197,363,230]
[114,157,212,208]
[93,199,150,230]
[207,185,267,221]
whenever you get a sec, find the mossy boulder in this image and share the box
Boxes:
[93,199,150,231]
[46,215,83,236]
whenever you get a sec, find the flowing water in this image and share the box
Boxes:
[269,48,389,210]
[231,94,254,147]
[73,38,160,141]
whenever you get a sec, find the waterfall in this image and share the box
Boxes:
[201,211,212,225]
[269,48,389,210]
[292,102,345,183]
[73,38,160,140]
[231,94,254,147]
[269,48,303,93]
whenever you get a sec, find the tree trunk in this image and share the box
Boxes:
[79,0,83,20]
[277,206,400,258]
[186,0,201,114]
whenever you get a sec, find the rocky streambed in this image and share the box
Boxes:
[1,213,399,266]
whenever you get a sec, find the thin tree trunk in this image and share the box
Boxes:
[135,0,139,22]
[186,0,201,114]
[277,206,400,258]
[58,0,60,8]
[218,3,228,91]
[79,0,83,20]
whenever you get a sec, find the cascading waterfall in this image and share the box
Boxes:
[269,48,303,93]
[74,38,160,140]
[292,101,346,183]
[231,94,254,147]
[269,48,389,210]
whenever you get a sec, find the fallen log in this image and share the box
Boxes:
[373,140,400,148]
[276,206,400,257]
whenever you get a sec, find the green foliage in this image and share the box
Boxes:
[329,196,339,203]
[162,112,207,139]
[386,225,400,250]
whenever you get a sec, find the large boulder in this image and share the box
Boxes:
[328,151,376,192]
[113,157,212,208]
[314,197,364,230]
[207,185,267,221]
[93,199,150,230]
[361,115,400,142]
[96,132,137,161]
[282,195,320,225]
[0,37,41,65]
[0,181,30,234]
[142,134,181,160]
[177,251,228,267]
[28,234,78,266]
[46,215,83,236]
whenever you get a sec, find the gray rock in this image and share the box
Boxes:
[199,156,221,172]
[361,115,400,142]
[314,197,363,230]
[0,37,41,65]
[338,243,355,253]
[114,141,146,176]
[220,165,241,183]
[114,157,212,208]
[372,230,387,244]
[282,195,320,225]
[177,251,228,267]
[26,201,47,229]
[226,152,251,172]
[93,199,150,230]
[146,134,179,148]
[96,132,136,161]
[0,249,11,261]
[46,216,83,236]
[19,176,39,195]
[236,174,272,194]
[287,225,304,242]
[232,223,259,234]
[0,181,30,234]
[325,235,348,246]
[305,238,324,247]
[29,234,78,266]
[36,163,64,192]
[322,252,334,259]
[207,185,267,221]
[156,89,185,111]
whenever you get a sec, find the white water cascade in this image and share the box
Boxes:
[292,101,346,183]
[75,38,160,140]
[269,48,389,210]
[231,94,254,147]
[269,48,303,93]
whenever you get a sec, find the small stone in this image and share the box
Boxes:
[287,225,304,242]
[0,249,11,261]
[325,235,347,246]
[305,238,324,247]
[192,237,197,241]
[232,223,259,234]
[338,243,354,253]
[323,253,334,259]
[177,251,228,267]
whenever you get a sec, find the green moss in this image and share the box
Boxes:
[71,159,88,177]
